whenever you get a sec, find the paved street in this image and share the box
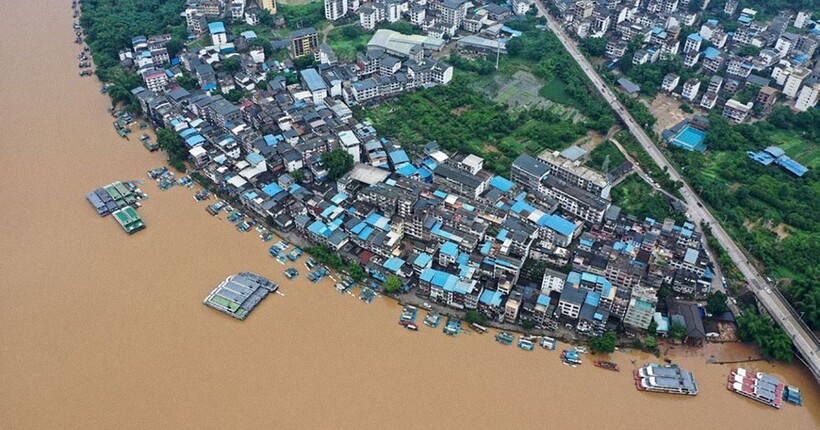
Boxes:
[533,1,819,382]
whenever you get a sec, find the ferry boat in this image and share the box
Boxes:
[469,323,487,334]
[594,361,620,372]
[517,338,534,351]
[634,363,698,396]
[726,368,783,409]
[423,311,441,328]
[561,350,582,366]
[443,317,461,336]
[496,332,514,346]
[400,305,418,323]
[540,336,557,350]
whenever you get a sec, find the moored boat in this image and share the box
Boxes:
[594,361,620,372]
[495,331,514,346]
[540,336,557,350]
[517,338,534,351]
[634,363,698,396]
[726,368,784,408]
[561,350,582,366]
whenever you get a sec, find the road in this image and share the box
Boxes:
[533,1,820,383]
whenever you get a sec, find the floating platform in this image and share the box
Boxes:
[112,207,145,234]
[203,272,278,320]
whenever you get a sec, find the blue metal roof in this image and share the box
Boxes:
[538,214,576,237]
[489,176,514,192]
[246,152,265,165]
[208,22,226,34]
[383,257,405,273]
[300,68,326,92]
[703,47,721,60]
[479,289,503,306]
[440,241,459,257]
[414,253,432,268]
[261,182,284,197]
[687,33,702,42]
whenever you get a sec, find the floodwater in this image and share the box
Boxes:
[0,1,817,429]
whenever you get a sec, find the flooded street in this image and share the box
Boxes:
[0,1,817,428]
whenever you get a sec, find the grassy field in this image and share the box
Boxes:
[769,130,819,169]
[326,26,372,61]
[585,140,626,173]
[611,175,682,223]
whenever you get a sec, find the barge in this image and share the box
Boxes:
[203,272,278,320]
[634,363,698,396]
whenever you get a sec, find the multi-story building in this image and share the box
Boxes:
[722,99,753,123]
[756,86,778,108]
[662,73,680,92]
[683,33,701,54]
[209,21,227,47]
[681,78,700,101]
[289,27,319,58]
[260,0,277,14]
[783,67,810,98]
[141,69,168,93]
[623,285,657,330]
[511,154,550,192]
[539,150,609,197]
[794,82,820,112]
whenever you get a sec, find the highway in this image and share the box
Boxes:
[533,1,820,383]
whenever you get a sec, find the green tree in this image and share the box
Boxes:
[382,275,402,293]
[589,331,617,353]
[669,322,686,341]
[647,319,658,336]
[736,307,793,362]
[175,73,199,91]
[221,57,241,74]
[644,336,658,352]
[346,264,365,282]
[706,291,729,315]
[580,37,607,57]
[521,319,536,330]
[321,149,354,180]
[465,310,488,325]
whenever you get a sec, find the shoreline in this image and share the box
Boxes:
[75,0,791,372]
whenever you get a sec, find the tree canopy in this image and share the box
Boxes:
[736,307,793,362]
[383,275,402,293]
[321,149,354,180]
[589,331,617,353]
[706,291,729,315]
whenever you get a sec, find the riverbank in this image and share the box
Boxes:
[0,1,818,428]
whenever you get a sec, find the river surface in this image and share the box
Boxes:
[0,1,817,428]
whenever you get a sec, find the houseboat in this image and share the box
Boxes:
[423,311,441,328]
[443,317,461,336]
[726,368,784,409]
[496,332,514,346]
[400,305,418,323]
[561,350,582,366]
[634,363,698,396]
[517,338,534,351]
[540,336,557,350]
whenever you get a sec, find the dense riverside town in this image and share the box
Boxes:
[102,0,737,346]
[60,0,819,416]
